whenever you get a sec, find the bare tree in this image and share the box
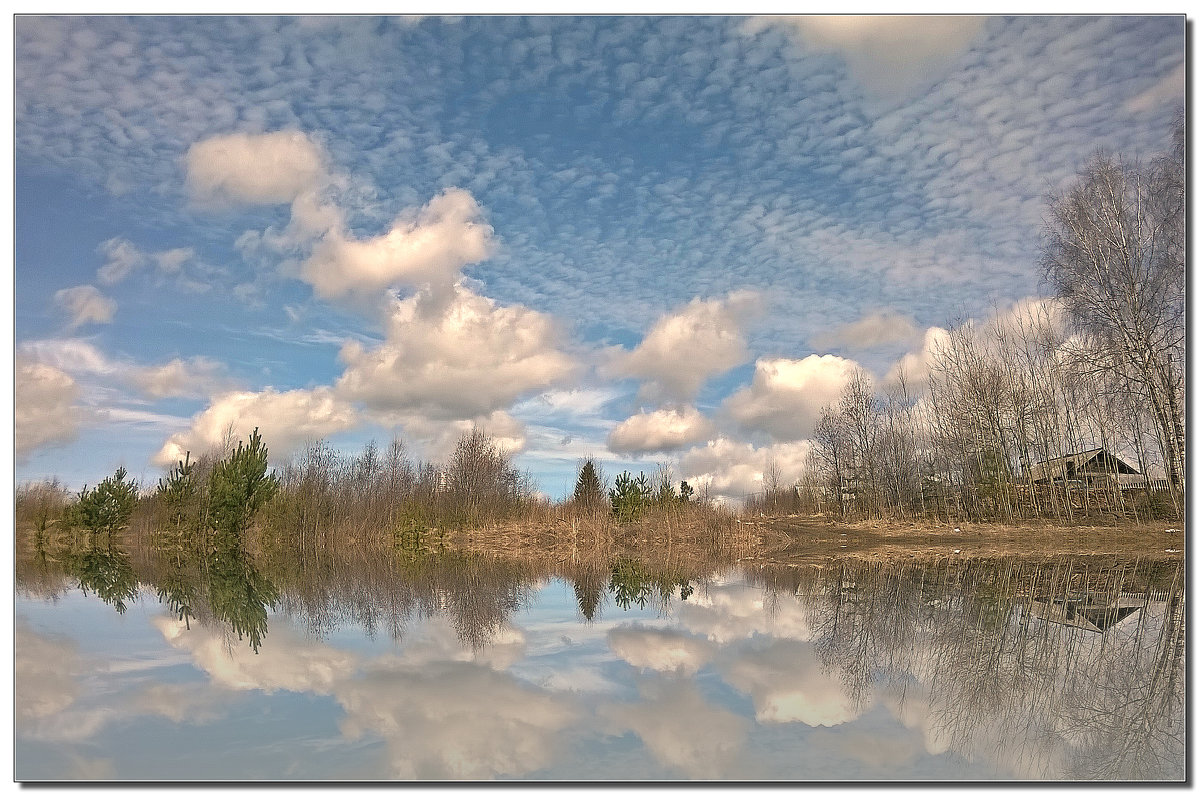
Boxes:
[1041,125,1185,501]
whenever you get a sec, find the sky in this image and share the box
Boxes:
[12,15,1185,501]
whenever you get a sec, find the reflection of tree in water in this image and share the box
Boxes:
[608,559,694,612]
[206,534,279,654]
[572,563,607,622]
[62,538,139,614]
[749,558,1185,780]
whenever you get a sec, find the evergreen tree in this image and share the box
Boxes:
[609,471,649,522]
[572,459,605,509]
[208,428,278,541]
[67,466,139,536]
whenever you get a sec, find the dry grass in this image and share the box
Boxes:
[738,515,1186,565]
[448,504,787,570]
[453,509,1185,568]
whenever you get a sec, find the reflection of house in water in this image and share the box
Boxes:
[1026,593,1154,633]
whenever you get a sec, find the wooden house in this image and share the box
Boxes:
[1028,448,1140,486]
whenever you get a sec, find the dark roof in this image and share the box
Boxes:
[1028,448,1140,482]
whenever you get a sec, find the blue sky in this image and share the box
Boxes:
[14,15,1185,499]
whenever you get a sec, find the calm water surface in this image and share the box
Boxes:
[15,541,1185,781]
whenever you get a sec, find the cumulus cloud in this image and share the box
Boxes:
[676,577,811,645]
[54,285,116,328]
[131,356,232,399]
[883,297,1064,390]
[153,386,358,466]
[601,681,749,778]
[15,622,83,726]
[336,661,577,779]
[883,326,951,390]
[155,616,357,694]
[724,355,859,441]
[721,640,865,727]
[607,406,715,456]
[745,15,986,97]
[608,626,716,675]
[16,355,82,458]
[677,438,811,503]
[812,310,921,351]
[609,290,761,403]
[390,410,528,460]
[185,130,329,206]
[302,188,494,300]
[335,284,575,421]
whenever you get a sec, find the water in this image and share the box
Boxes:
[15,539,1185,781]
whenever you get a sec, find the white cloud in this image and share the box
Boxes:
[96,237,198,285]
[17,338,114,375]
[185,129,329,206]
[15,622,82,725]
[607,406,715,456]
[389,410,528,461]
[721,639,865,727]
[609,290,761,403]
[54,285,116,329]
[302,188,494,300]
[153,247,194,273]
[155,616,357,695]
[131,356,231,399]
[15,355,82,458]
[1125,62,1185,113]
[883,297,1064,390]
[154,386,358,466]
[336,661,577,779]
[746,16,985,98]
[812,310,921,351]
[678,437,812,503]
[601,681,749,778]
[676,578,812,645]
[883,326,951,391]
[335,283,575,421]
[608,626,715,675]
[724,355,859,441]
[96,237,145,284]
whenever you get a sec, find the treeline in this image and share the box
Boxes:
[16,427,732,558]
[751,118,1185,523]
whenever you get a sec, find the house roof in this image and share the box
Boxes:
[1028,448,1140,482]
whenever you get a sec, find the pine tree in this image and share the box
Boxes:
[573,459,604,510]
[67,466,139,536]
[208,428,278,541]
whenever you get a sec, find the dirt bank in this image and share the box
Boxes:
[739,516,1186,564]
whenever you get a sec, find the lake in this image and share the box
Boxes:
[15,537,1185,781]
